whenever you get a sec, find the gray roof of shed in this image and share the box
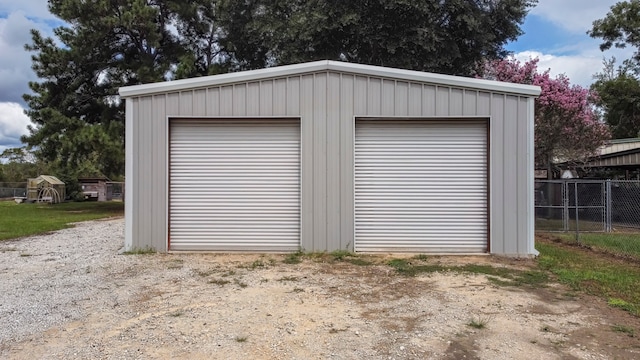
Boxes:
[119,60,541,98]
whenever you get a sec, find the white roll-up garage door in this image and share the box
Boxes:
[169,119,300,251]
[355,119,488,253]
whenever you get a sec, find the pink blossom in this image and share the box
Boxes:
[482,58,610,167]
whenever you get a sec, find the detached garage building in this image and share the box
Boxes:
[119,60,540,256]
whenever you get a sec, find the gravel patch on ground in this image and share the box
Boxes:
[1,218,639,359]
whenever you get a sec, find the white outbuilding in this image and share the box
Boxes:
[119,60,541,256]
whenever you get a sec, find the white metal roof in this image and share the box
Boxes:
[36,175,65,185]
[119,60,541,98]
[599,138,640,156]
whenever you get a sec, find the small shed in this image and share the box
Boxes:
[119,60,541,256]
[27,175,66,203]
[79,176,111,201]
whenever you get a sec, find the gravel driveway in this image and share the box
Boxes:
[1,218,639,359]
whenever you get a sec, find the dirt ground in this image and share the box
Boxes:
[1,219,640,359]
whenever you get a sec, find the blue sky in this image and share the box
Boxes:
[0,0,634,153]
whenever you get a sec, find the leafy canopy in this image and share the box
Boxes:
[482,58,610,169]
[589,1,640,139]
[22,0,536,178]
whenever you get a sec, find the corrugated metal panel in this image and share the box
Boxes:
[169,119,300,251]
[354,119,488,252]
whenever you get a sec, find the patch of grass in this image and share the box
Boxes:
[209,278,230,286]
[386,259,548,287]
[347,257,373,266]
[412,254,429,261]
[467,316,490,329]
[611,325,635,337]
[536,239,640,316]
[553,232,640,260]
[0,201,124,241]
[123,247,156,255]
[330,250,353,261]
[608,298,636,313]
[235,336,248,343]
[283,249,304,264]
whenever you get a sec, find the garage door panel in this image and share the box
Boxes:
[355,119,487,253]
[170,119,300,251]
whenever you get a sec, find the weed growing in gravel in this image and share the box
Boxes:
[209,278,230,286]
[249,260,265,269]
[283,249,306,264]
[235,336,248,342]
[123,247,155,255]
[234,279,248,288]
[222,270,236,277]
[292,287,305,293]
[283,253,302,264]
[541,325,551,332]
[413,254,429,261]
[19,253,32,257]
[328,327,347,334]
[278,276,299,282]
[168,311,184,317]
[611,325,635,337]
[166,259,184,269]
[330,250,352,260]
[195,268,219,277]
[467,316,490,329]
[347,257,373,266]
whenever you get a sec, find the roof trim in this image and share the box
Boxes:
[119,60,541,98]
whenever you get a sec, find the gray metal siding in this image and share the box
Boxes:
[126,70,533,255]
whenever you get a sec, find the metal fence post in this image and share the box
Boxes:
[605,180,612,232]
[562,181,569,231]
[574,181,580,242]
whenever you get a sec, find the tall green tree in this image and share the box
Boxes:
[218,0,537,76]
[589,0,640,138]
[0,147,50,184]
[23,0,184,179]
[23,0,535,179]
[591,59,640,138]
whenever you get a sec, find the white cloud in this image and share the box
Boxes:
[0,11,48,104]
[512,51,602,88]
[0,0,57,21]
[512,39,637,88]
[530,0,619,34]
[0,102,31,152]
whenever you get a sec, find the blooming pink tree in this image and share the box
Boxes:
[482,58,610,176]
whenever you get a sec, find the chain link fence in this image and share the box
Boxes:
[535,180,640,259]
[0,187,27,199]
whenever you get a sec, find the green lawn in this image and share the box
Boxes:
[536,238,640,316]
[0,200,124,241]
[549,232,640,260]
